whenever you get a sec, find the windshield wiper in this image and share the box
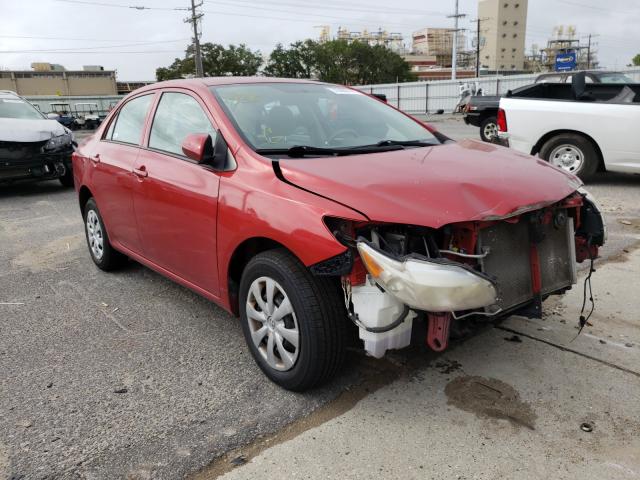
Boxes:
[373,139,437,147]
[255,144,404,158]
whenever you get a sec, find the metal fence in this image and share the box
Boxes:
[355,68,640,114]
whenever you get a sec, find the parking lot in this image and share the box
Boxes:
[2,121,640,479]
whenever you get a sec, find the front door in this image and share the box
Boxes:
[132,90,221,295]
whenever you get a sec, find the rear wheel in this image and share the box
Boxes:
[539,133,599,181]
[479,116,498,142]
[239,249,347,391]
[83,198,127,271]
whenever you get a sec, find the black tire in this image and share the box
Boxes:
[479,116,498,142]
[59,168,74,187]
[239,249,347,391]
[539,133,599,181]
[83,198,127,271]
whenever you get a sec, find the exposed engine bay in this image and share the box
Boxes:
[319,190,605,358]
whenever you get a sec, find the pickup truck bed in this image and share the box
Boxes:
[498,76,640,180]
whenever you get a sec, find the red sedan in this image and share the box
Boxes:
[73,78,605,391]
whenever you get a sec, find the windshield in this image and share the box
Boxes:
[0,97,45,120]
[595,73,633,84]
[211,83,439,152]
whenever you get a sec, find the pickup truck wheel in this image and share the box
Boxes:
[239,249,347,391]
[480,116,498,142]
[539,134,598,180]
[83,198,127,271]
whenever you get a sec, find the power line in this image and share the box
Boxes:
[206,0,448,17]
[0,39,189,54]
[54,0,188,10]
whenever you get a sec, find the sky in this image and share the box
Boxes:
[0,0,638,80]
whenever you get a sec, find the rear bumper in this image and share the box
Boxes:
[0,146,73,184]
[463,112,482,127]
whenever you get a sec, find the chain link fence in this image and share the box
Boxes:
[355,68,640,114]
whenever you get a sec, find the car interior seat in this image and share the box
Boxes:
[572,72,595,101]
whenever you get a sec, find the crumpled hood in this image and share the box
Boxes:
[277,139,580,228]
[0,118,68,143]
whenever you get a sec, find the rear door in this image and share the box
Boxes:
[132,89,221,295]
[91,93,154,253]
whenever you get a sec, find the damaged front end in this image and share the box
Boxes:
[321,190,605,359]
[0,133,74,185]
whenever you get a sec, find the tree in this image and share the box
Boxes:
[632,54,640,66]
[313,40,415,85]
[156,43,262,80]
[263,39,414,85]
[263,40,317,78]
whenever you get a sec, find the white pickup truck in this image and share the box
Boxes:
[497,73,640,180]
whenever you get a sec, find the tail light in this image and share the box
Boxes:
[497,108,507,132]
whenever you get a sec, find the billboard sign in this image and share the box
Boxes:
[555,52,577,71]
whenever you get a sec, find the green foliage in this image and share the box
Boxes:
[158,39,415,85]
[262,39,415,84]
[156,43,262,80]
[263,40,317,78]
[633,54,640,66]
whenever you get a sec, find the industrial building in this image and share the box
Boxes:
[411,28,466,67]
[478,0,528,71]
[0,64,117,96]
[317,26,405,54]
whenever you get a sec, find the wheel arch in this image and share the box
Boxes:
[78,185,93,213]
[531,129,605,171]
[226,237,298,316]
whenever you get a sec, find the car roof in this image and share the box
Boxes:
[132,77,325,95]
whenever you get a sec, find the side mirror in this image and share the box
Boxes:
[181,130,230,170]
[182,133,213,164]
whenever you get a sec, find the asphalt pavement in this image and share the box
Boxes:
[1,123,639,479]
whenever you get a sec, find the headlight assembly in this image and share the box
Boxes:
[44,133,73,151]
[356,241,498,312]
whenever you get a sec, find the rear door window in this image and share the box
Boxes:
[109,94,153,145]
[149,92,216,157]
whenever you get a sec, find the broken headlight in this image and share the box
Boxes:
[44,133,73,151]
[356,241,497,312]
[578,186,607,244]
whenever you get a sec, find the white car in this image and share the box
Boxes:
[497,73,640,180]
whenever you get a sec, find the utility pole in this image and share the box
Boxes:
[186,0,204,77]
[448,0,466,80]
[475,18,481,77]
[586,34,591,70]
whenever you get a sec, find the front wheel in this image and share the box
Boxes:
[479,116,498,142]
[539,133,599,181]
[59,168,74,187]
[239,249,347,391]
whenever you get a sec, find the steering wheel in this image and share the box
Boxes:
[327,128,359,145]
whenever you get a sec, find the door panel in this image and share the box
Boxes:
[132,91,221,295]
[132,150,220,294]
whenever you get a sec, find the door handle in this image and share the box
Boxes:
[89,153,100,164]
[133,166,148,178]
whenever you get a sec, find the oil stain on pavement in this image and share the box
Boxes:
[445,375,537,430]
